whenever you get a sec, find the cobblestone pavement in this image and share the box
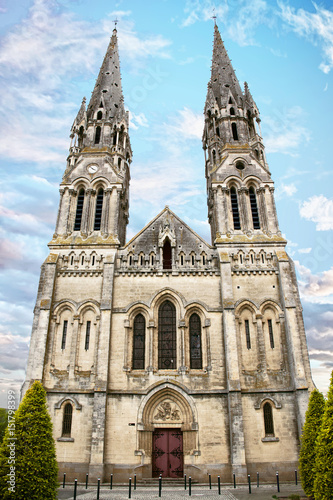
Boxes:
[58,483,307,500]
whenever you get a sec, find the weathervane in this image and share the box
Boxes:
[113,18,119,28]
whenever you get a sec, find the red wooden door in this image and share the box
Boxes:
[152,428,183,478]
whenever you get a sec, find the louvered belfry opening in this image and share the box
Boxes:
[230,187,241,230]
[158,301,176,369]
[94,188,104,230]
[249,187,260,229]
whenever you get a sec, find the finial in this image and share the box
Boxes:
[113,18,118,29]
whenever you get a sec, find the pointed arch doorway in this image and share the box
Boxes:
[152,428,183,478]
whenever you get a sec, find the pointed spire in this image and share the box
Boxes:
[71,97,86,131]
[87,28,125,123]
[208,24,243,108]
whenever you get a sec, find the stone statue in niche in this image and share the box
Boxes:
[154,401,180,421]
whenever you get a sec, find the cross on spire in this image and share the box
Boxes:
[113,18,119,28]
[211,7,217,25]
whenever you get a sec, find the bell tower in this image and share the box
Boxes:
[52,27,132,247]
[203,24,280,244]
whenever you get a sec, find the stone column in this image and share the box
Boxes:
[257,187,268,232]
[88,189,96,233]
[69,314,80,380]
[66,189,77,233]
[267,186,280,233]
[255,314,267,372]
[55,188,65,235]
[102,188,112,234]
[178,320,186,372]
[238,187,249,232]
[123,320,131,371]
[221,187,230,234]
[203,319,212,371]
[82,188,93,234]
[147,320,155,373]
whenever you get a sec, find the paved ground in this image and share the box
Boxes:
[58,483,307,500]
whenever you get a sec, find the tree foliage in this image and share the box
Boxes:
[0,381,59,499]
[313,371,333,500]
[299,388,325,497]
[0,409,8,444]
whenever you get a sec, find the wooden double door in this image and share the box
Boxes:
[152,428,183,478]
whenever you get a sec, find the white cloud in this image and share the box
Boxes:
[296,261,333,301]
[279,2,333,73]
[263,106,310,156]
[300,195,333,230]
[181,0,228,28]
[163,107,204,141]
[299,247,312,254]
[277,183,297,198]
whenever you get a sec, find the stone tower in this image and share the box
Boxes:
[23,24,314,483]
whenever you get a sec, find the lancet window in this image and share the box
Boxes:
[189,313,202,369]
[62,403,73,437]
[158,301,176,370]
[263,402,274,436]
[132,314,145,370]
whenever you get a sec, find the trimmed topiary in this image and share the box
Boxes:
[0,381,58,499]
[313,370,333,500]
[299,388,325,497]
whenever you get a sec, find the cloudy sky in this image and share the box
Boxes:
[0,0,332,407]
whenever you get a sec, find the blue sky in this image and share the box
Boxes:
[0,0,332,407]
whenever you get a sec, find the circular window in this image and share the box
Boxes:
[236,161,245,170]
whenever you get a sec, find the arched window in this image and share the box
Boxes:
[84,321,91,350]
[94,188,104,230]
[94,126,101,144]
[232,123,238,140]
[97,110,103,120]
[158,301,176,370]
[132,314,145,370]
[216,127,220,137]
[113,128,117,145]
[189,314,202,369]
[61,320,68,350]
[74,189,84,231]
[263,402,274,436]
[249,187,260,229]
[230,187,241,230]
[230,107,235,115]
[62,403,73,437]
[268,319,275,349]
[245,319,251,349]
[163,240,172,269]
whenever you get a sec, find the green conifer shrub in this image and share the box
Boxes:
[0,409,7,443]
[0,381,59,499]
[299,388,325,497]
[313,371,333,500]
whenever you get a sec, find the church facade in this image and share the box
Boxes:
[23,25,314,482]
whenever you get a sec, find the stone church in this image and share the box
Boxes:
[23,24,314,482]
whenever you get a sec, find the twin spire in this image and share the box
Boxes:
[87,27,126,122]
